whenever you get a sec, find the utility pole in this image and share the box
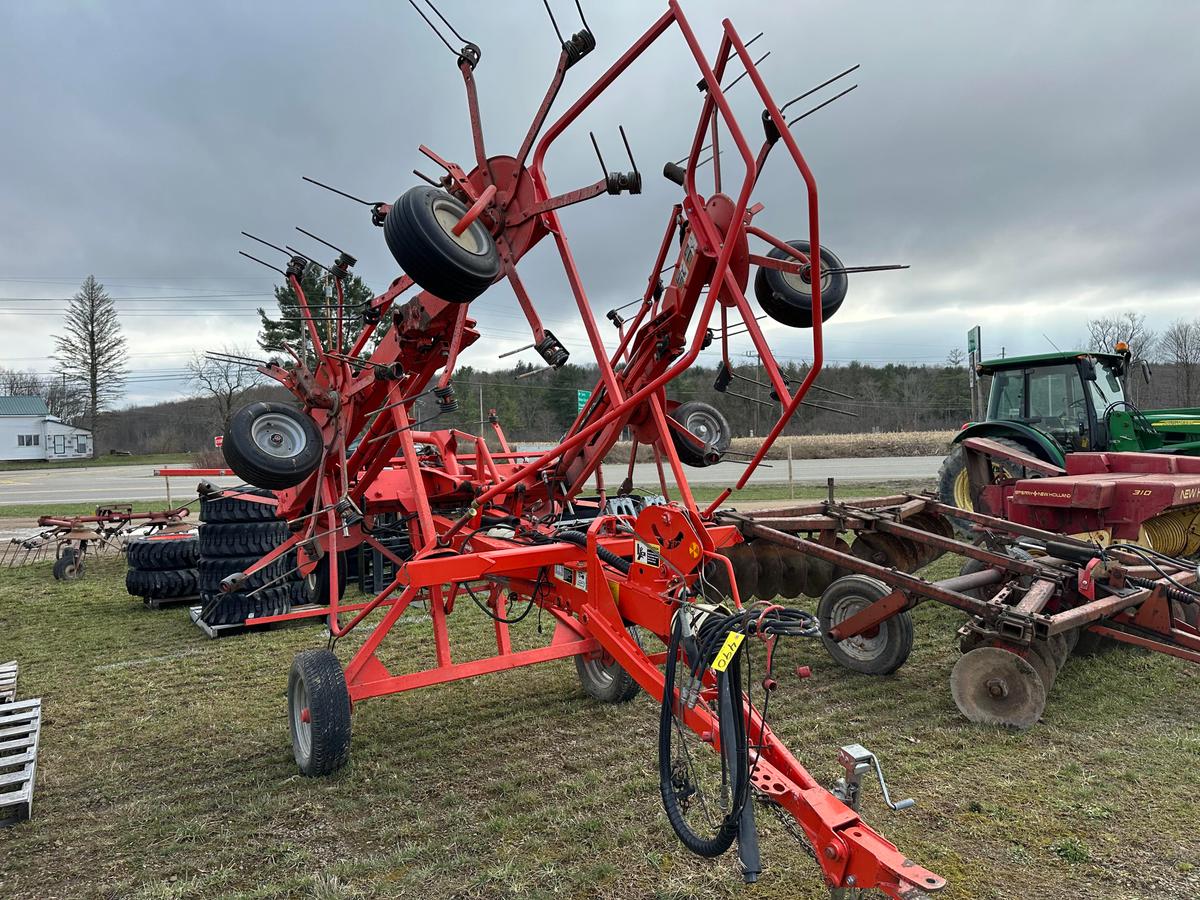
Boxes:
[479,385,484,437]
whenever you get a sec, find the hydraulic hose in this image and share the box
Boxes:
[555,529,631,575]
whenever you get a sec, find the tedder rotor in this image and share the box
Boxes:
[214,3,945,895]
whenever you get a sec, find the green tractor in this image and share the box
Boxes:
[938,347,1200,511]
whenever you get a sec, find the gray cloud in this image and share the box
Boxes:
[2,1,1198,403]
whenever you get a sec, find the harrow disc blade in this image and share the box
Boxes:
[726,543,760,602]
[951,646,1047,730]
[752,542,785,600]
[805,553,836,597]
[777,548,808,599]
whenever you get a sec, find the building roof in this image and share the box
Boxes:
[0,395,50,417]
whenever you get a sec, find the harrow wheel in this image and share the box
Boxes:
[288,649,352,776]
[668,401,731,468]
[52,548,83,581]
[576,625,642,703]
[950,646,1046,729]
[818,575,914,675]
[224,401,323,490]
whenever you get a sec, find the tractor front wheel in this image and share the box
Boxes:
[937,436,1041,533]
[288,649,352,776]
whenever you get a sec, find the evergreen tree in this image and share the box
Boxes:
[53,275,128,450]
[257,263,375,362]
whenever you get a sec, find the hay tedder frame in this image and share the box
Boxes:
[216,3,947,895]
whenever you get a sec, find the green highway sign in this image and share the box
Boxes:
[577,389,591,413]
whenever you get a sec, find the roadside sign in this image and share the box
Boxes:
[967,326,980,355]
[214,435,224,448]
[576,389,591,413]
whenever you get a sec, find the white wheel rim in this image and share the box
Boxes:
[290,677,312,762]
[251,413,308,460]
[781,257,833,296]
[684,410,721,445]
[432,197,483,254]
[830,595,886,660]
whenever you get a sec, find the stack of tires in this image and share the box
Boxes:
[198,489,297,627]
[125,533,200,604]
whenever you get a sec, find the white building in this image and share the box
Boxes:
[0,396,92,462]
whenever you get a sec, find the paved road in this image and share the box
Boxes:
[0,456,942,507]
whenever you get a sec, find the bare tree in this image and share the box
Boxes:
[945,348,966,367]
[53,275,128,448]
[0,367,87,424]
[187,345,264,430]
[1159,318,1200,404]
[1085,311,1157,362]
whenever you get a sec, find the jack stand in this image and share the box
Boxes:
[832,744,916,813]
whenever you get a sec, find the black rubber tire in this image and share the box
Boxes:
[306,552,348,606]
[199,584,292,626]
[126,535,199,571]
[198,555,288,594]
[937,437,1041,535]
[669,400,732,468]
[818,574,914,675]
[383,185,501,303]
[125,567,199,600]
[199,489,279,524]
[223,401,323,490]
[199,521,290,558]
[575,625,642,703]
[753,240,848,328]
[288,649,352,777]
[53,549,83,581]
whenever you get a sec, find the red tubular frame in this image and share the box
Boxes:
[231,5,944,896]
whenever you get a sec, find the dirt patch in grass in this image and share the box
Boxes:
[609,431,955,464]
[1,555,1197,899]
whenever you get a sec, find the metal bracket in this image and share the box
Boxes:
[832,744,915,813]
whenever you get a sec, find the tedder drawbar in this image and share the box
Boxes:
[215,2,945,895]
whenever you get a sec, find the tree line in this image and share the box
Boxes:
[4,270,1199,457]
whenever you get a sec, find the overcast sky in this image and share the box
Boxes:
[2,1,1198,406]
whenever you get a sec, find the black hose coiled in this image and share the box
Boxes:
[658,614,748,857]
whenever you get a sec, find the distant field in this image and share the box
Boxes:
[0,453,189,472]
[609,431,955,463]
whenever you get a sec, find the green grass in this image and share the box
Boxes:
[0,453,189,472]
[0,482,929,522]
[1,554,1197,899]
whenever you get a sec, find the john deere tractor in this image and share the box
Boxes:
[938,347,1200,511]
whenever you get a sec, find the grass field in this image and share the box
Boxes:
[0,482,930,524]
[0,453,189,473]
[1,549,1197,900]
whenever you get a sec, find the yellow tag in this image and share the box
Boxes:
[711,632,746,673]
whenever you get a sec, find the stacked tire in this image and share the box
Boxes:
[125,533,200,604]
[197,490,297,627]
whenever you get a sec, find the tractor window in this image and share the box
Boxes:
[1089,362,1125,414]
[1027,365,1085,423]
[986,371,1025,421]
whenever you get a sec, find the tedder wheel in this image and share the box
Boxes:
[818,575,914,675]
[753,239,848,328]
[223,401,323,490]
[53,548,83,581]
[383,185,501,303]
[288,649,352,776]
[575,625,643,703]
[950,645,1047,729]
[669,400,732,468]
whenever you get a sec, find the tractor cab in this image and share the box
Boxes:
[980,351,1129,453]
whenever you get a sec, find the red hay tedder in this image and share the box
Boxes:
[210,1,950,894]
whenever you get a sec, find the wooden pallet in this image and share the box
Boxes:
[0,662,16,703]
[0,698,42,826]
